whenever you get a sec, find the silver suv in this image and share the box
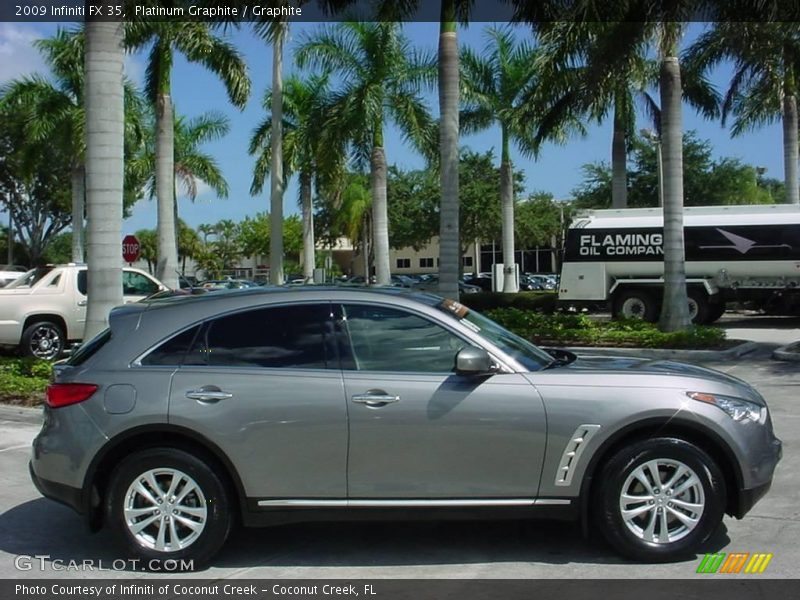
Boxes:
[30,288,781,568]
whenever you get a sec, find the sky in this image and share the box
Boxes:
[0,20,787,236]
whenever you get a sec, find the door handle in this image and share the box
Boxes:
[186,387,233,402]
[77,300,87,306]
[351,393,400,407]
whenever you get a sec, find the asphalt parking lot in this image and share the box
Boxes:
[0,321,797,580]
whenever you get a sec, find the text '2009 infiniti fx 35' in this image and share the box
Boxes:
[30,287,781,567]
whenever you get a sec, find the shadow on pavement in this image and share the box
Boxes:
[0,502,731,573]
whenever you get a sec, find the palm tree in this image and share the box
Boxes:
[125,22,250,289]
[129,110,230,205]
[438,0,463,300]
[684,23,800,205]
[1,27,144,262]
[250,73,336,282]
[295,21,436,286]
[516,4,694,330]
[536,22,719,209]
[83,17,125,340]
[461,27,578,293]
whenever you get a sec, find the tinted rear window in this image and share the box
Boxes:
[142,325,201,366]
[67,328,112,366]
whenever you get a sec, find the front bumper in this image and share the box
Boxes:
[732,437,782,519]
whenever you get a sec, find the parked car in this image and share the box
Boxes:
[199,279,260,291]
[0,264,28,287]
[413,274,481,294]
[0,264,166,359]
[30,287,780,567]
[464,275,493,292]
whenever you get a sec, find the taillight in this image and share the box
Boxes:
[45,383,99,408]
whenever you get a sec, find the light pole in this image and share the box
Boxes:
[641,128,663,208]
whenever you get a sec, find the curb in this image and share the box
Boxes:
[561,340,759,361]
[0,404,42,424]
[772,342,800,363]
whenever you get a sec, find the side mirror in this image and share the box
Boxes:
[455,346,493,376]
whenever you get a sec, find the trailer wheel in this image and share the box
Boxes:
[687,291,711,324]
[613,289,658,322]
[706,302,726,324]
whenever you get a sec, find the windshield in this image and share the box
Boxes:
[435,299,552,371]
[4,267,53,289]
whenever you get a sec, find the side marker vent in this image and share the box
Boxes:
[555,424,601,486]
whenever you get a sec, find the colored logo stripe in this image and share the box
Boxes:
[697,553,773,574]
[697,553,726,573]
[744,553,773,574]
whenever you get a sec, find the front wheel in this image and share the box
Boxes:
[612,289,659,322]
[105,448,232,570]
[594,437,726,562]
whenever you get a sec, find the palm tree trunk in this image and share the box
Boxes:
[155,92,179,289]
[658,56,691,332]
[500,129,517,293]
[300,171,315,281]
[70,165,85,262]
[371,145,390,285]
[782,94,799,204]
[269,25,285,285]
[611,95,628,209]
[438,0,460,300]
[84,17,124,340]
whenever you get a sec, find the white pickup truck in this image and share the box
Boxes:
[0,264,166,359]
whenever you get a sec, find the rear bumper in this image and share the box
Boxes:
[29,461,84,515]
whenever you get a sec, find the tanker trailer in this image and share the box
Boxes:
[558,204,800,323]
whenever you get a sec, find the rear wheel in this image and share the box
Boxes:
[105,448,232,570]
[21,320,65,360]
[688,291,711,324]
[613,289,658,322]
[706,302,726,324]
[594,437,726,562]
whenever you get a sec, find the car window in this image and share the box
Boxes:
[141,325,202,366]
[123,271,159,296]
[5,267,52,289]
[340,304,466,373]
[78,270,159,296]
[192,304,334,369]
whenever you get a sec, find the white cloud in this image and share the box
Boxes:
[0,23,46,83]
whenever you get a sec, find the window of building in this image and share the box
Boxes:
[396,258,411,269]
[419,257,434,268]
[462,256,474,267]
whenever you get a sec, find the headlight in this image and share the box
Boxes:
[687,391,766,424]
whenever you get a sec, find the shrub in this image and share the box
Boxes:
[483,309,727,349]
[0,357,51,405]
[461,291,556,314]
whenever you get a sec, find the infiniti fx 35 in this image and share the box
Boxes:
[30,287,781,567]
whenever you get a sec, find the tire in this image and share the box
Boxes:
[687,291,711,325]
[613,289,658,322]
[594,437,726,562]
[21,320,65,360]
[105,448,232,570]
[706,302,726,324]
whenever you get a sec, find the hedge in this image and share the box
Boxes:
[460,291,557,313]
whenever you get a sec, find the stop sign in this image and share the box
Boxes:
[122,234,141,263]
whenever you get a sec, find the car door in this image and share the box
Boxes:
[168,302,348,499]
[74,269,162,332]
[121,269,161,301]
[338,302,547,500]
